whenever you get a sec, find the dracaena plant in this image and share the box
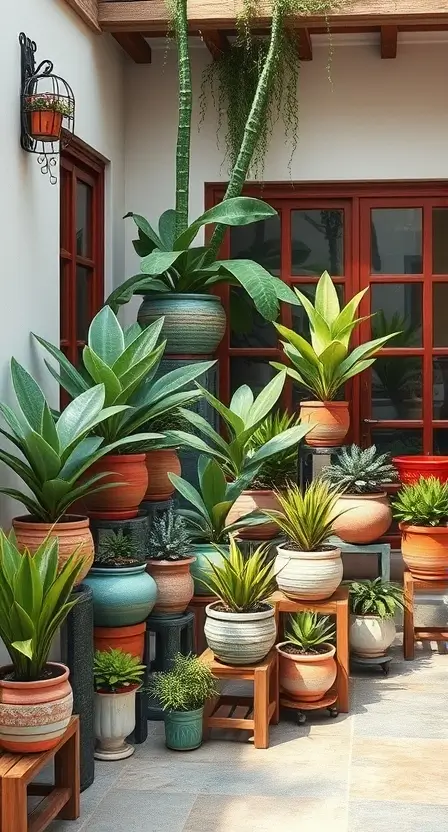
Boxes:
[173,373,310,482]
[169,457,267,543]
[265,481,343,551]
[197,537,277,613]
[33,307,213,450]
[0,532,84,681]
[271,270,400,401]
[0,360,151,522]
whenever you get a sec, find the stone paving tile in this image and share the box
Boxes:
[184,795,348,832]
[348,800,448,832]
[49,757,135,831]
[80,790,198,832]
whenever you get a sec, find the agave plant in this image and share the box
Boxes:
[284,612,335,653]
[93,648,146,692]
[169,457,267,543]
[271,270,400,401]
[349,579,404,619]
[0,360,155,522]
[33,307,212,449]
[264,481,342,551]
[392,476,448,527]
[95,530,143,566]
[0,532,84,681]
[322,445,398,495]
[248,410,301,488]
[148,507,193,561]
[198,537,277,613]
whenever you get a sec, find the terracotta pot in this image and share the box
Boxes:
[30,110,62,140]
[146,558,195,617]
[393,455,448,485]
[299,401,350,447]
[12,514,94,584]
[331,492,392,544]
[276,642,337,702]
[94,623,146,660]
[83,454,148,520]
[400,523,448,580]
[275,542,343,601]
[0,663,73,753]
[144,450,181,501]
[349,615,396,658]
[226,490,280,539]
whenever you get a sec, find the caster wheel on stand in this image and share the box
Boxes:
[328,707,339,718]
[297,711,307,725]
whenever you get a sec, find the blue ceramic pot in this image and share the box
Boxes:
[190,543,230,596]
[137,293,226,355]
[84,564,157,627]
[164,707,204,751]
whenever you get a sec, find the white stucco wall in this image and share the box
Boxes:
[1,0,125,526]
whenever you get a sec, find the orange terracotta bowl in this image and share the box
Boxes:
[299,401,350,447]
[94,623,146,660]
[83,454,148,520]
[145,450,181,501]
[400,523,448,580]
[12,514,94,584]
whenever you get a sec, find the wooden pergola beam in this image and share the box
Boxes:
[112,32,152,62]
[380,25,398,57]
[297,28,312,60]
[64,0,100,31]
[201,29,230,59]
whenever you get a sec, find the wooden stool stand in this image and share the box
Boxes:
[201,648,279,749]
[0,716,80,832]
[404,570,448,660]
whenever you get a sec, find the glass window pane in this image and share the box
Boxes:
[230,288,277,348]
[291,209,344,276]
[433,358,448,418]
[432,209,448,274]
[76,180,92,257]
[291,283,344,342]
[433,284,448,347]
[60,167,71,252]
[230,358,276,397]
[371,428,422,456]
[371,284,422,347]
[230,215,280,275]
[76,266,92,341]
[434,429,448,454]
[372,357,422,419]
[371,208,422,274]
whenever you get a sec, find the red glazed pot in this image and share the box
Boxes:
[94,623,146,660]
[83,454,148,520]
[393,456,448,485]
[144,450,181,501]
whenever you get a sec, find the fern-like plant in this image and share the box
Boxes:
[95,530,143,567]
[150,653,218,712]
[265,481,342,551]
[198,538,276,613]
[284,612,335,654]
[349,579,403,619]
[148,507,193,561]
[322,445,397,495]
[248,410,300,489]
[392,476,448,527]
[93,649,145,692]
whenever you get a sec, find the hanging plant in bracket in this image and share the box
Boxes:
[19,33,75,184]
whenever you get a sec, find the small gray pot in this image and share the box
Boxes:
[204,602,276,665]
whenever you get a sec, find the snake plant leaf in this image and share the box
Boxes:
[25,432,62,482]
[125,212,163,249]
[32,337,89,397]
[10,358,49,433]
[112,318,165,378]
[335,358,376,386]
[137,360,215,408]
[82,347,122,404]
[332,289,369,338]
[158,209,177,249]
[89,307,125,367]
[199,458,227,516]
[246,371,286,428]
[173,197,277,251]
[168,472,209,519]
[0,487,44,517]
[292,288,332,354]
[123,323,142,348]
[275,324,322,368]
[196,384,245,435]
[0,402,28,440]
[176,410,230,456]
[314,270,341,325]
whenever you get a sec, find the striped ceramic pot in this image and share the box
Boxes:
[0,663,73,753]
[274,542,343,601]
[137,294,226,355]
[276,642,337,702]
[204,602,276,665]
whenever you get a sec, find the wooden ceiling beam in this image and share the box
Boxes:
[112,32,152,63]
[200,29,230,59]
[296,28,312,60]
[380,25,398,58]
[64,0,100,31]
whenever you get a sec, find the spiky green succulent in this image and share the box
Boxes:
[322,445,397,495]
[95,530,143,566]
[284,612,335,652]
[148,507,193,561]
[248,409,300,489]
[392,476,448,527]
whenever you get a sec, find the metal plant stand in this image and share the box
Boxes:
[89,512,150,558]
[299,444,343,491]
[350,654,393,676]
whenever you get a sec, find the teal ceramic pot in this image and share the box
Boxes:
[137,293,226,355]
[190,543,230,596]
[164,707,204,751]
[84,564,157,626]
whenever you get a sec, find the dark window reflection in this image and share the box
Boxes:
[371,428,422,456]
[433,358,448,419]
[230,358,276,397]
[372,357,422,420]
[371,208,422,275]
[230,215,281,275]
[291,210,344,276]
[371,284,422,347]
[230,288,277,348]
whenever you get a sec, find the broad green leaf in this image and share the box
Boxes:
[140,250,185,276]
[105,274,151,314]
[269,276,302,306]
[33,334,88,395]
[124,212,162,248]
[196,384,245,435]
[176,409,230,455]
[59,436,104,480]
[88,307,125,367]
[142,360,216,407]
[275,324,321,368]
[168,472,209,520]
[318,341,348,374]
[230,386,254,423]
[56,385,106,450]
[112,318,164,379]
[0,487,44,518]
[174,197,277,250]
[124,323,142,348]
[10,359,47,432]
[11,639,33,660]
[248,424,311,467]
[246,371,286,428]
[314,271,341,324]
[0,449,40,492]
[41,405,59,453]
[213,260,279,322]
[82,347,122,404]
[199,459,227,516]
[158,209,177,249]
[0,402,28,440]
[24,431,61,482]
[332,289,369,336]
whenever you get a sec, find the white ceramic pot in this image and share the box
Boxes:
[204,602,276,665]
[332,492,392,544]
[94,688,137,760]
[349,615,396,658]
[274,542,343,601]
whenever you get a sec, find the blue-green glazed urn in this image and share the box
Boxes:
[190,543,230,596]
[164,707,204,751]
[137,293,226,355]
[84,564,157,626]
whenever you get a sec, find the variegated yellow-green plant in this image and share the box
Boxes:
[264,480,343,552]
[197,537,277,612]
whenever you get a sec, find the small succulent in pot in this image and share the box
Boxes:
[277,612,337,703]
[93,648,146,761]
[392,476,448,581]
[147,507,193,561]
[93,648,145,693]
[322,445,398,495]
[349,579,404,659]
[392,476,448,527]
[146,508,195,617]
[95,529,144,568]
[283,612,336,655]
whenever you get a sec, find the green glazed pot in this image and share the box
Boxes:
[137,293,226,355]
[190,543,230,596]
[164,707,204,751]
[84,564,157,626]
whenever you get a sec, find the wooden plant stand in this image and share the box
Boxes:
[0,716,80,832]
[271,586,350,716]
[403,570,448,660]
[187,595,215,655]
[200,648,279,749]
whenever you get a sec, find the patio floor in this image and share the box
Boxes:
[50,640,447,832]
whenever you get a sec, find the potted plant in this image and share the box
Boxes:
[24,94,73,141]
[142,410,188,502]
[265,481,344,601]
[199,538,277,665]
[349,579,404,658]
[169,457,268,595]
[276,612,337,702]
[271,270,399,446]
[146,507,195,616]
[0,532,83,752]
[0,359,141,580]
[93,648,145,760]
[393,455,448,485]
[85,529,157,635]
[34,307,213,519]
[150,653,218,751]
[392,476,448,580]
[322,445,398,544]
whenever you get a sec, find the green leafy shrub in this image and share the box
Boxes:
[248,410,301,488]
[148,508,193,561]
[93,648,145,692]
[265,480,342,551]
[349,579,404,619]
[284,612,335,653]
[150,653,218,711]
[95,530,143,567]
[322,445,397,495]
[392,476,448,527]
[198,538,276,612]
